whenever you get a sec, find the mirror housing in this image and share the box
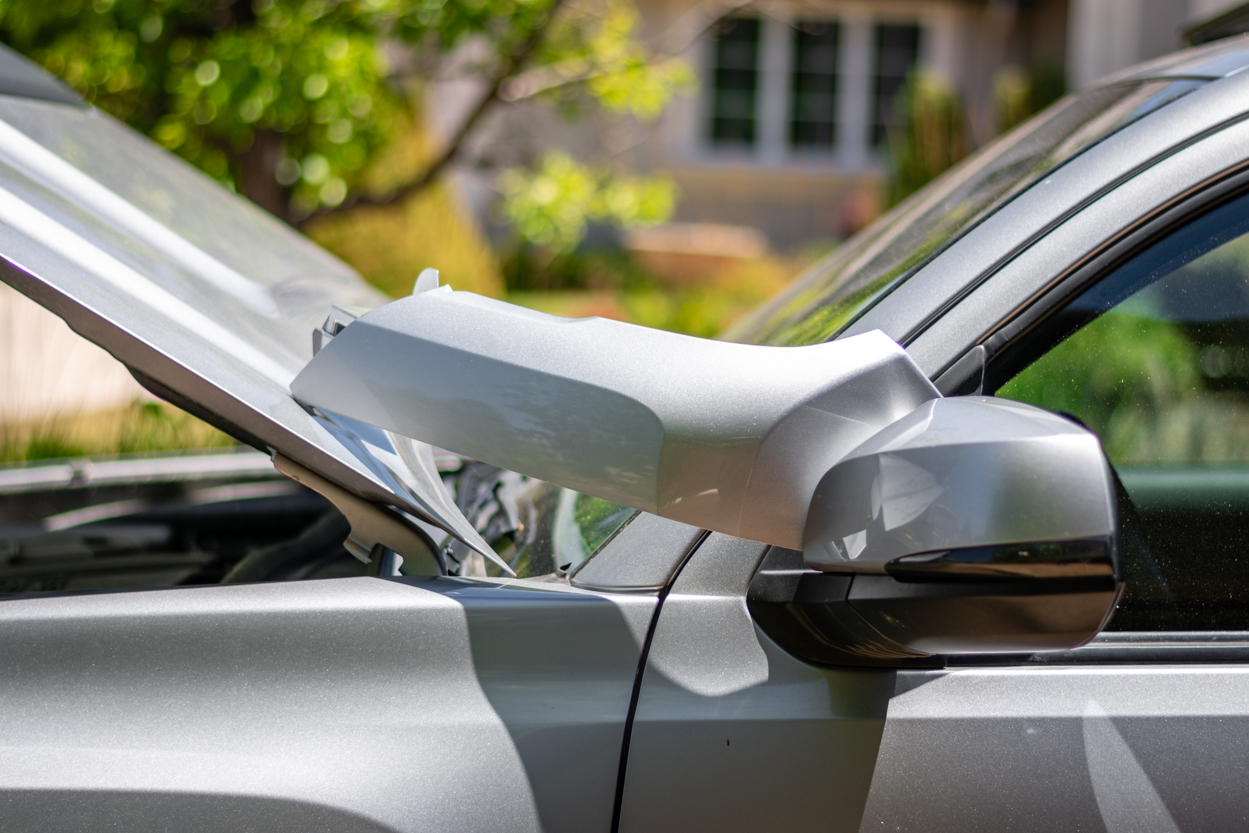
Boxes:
[750,397,1124,666]
[291,288,938,550]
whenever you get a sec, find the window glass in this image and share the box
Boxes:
[439,461,637,579]
[872,23,920,145]
[727,78,1207,347]
[791,21,839,148]
[997,192,1249,630]
[711,18,760,147]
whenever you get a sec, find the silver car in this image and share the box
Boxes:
[1,35,1248,833]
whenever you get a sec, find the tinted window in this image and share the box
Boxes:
[791,21,839,148]
[997,192,1249,630]
[728,79,1207,347]
[711,18,760,147]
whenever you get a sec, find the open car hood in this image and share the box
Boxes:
[0,49,499,565]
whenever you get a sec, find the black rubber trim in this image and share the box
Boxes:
[608,528,710,833]
[902,106,1249,353]
[971,164,1249,389]
[949,631,1249,665]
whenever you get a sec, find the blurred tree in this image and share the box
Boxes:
[499,150,674,252]
[995,62,1067,134]
[886,72,968,207]
[0,0,688,243]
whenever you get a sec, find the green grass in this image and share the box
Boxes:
[0,400,236,464]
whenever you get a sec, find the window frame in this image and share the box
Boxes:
[979,168,1249,395]
[700,12,924,165]
[936,169,1249,658]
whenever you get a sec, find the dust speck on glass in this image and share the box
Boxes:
[725,78,1208,347]
[436,460,637,579]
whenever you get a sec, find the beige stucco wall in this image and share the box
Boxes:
[0,283,149,423]
[1067,0,1243,89]
[664,165,881,250]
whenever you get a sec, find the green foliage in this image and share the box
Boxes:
[527,0,693,121]
[499,150,674,250]
[886,72,968,208]
[505,246,797,337]
[1000,312,1200,449]
[996,311,1249,465]
[995,63,1067,134]
[0,400,234,463]
[1,0,403,213]
[0,0,688,225]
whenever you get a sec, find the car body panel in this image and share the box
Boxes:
[829,60,1249,833]
[618,534,894,833]
[907,102,1249,377]
[1105,34,1249,82]
[860,666,1249,833]
[0,574,654,833]
[2,34,1249,833]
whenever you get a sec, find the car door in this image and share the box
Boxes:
[852,128,1249,833]
[618,82,1249,833]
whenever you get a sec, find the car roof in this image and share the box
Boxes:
[732,38,1249,350]
[0,45,82,108]
[848,41,1249,356]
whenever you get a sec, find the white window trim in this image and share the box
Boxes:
[682,3,958,173]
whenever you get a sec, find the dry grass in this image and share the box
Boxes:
[303,105,504,299]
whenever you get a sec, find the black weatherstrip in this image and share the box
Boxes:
[609,529,710,833]
[977,164,1249,389]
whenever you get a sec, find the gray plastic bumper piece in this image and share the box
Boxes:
[291,289,938,550]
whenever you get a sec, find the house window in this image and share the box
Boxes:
[711,18,761,146]
[702,16,923,161]
[791,21,839,148]
[872,24,922,145]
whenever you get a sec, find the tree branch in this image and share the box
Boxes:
[498,0,757,103]
[305,0,567,223]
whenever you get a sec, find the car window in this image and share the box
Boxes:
[726,78,1207,347]
[435,461,637,579]
[996,191,1249,630]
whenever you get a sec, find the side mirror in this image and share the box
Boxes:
[750,397,1124,666]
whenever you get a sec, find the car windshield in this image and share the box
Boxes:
[726,78,1208,347]
[433,460,638,579]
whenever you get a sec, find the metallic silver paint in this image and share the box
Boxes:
[907,105,1249,376]
[804,397,1116,570]
[3,41,1249,833]
[0,575,654,833]
[619,533,894,833]
[860,666,1249,832]
[292,290,938,550]
[847,61,1249,351]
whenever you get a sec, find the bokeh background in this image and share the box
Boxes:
[0,0,1242,459]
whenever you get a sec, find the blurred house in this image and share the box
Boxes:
[439,0,1249,254]
[0,283,149,425]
